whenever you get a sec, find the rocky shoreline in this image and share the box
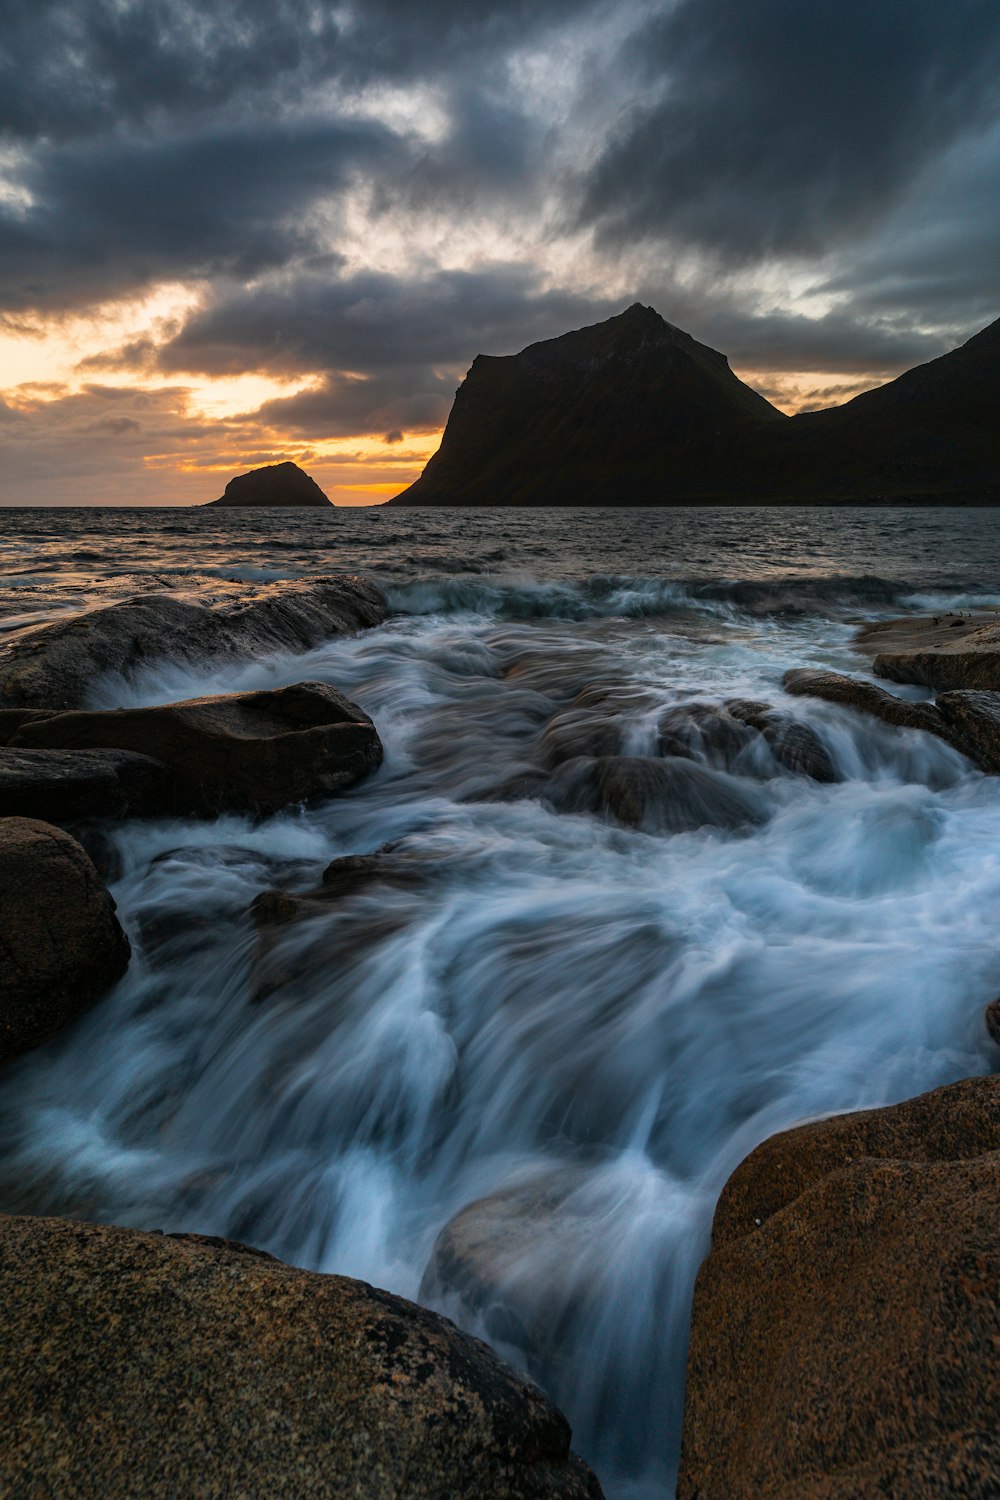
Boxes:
[2,579,999,1496]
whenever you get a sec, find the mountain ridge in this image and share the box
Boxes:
[390,307,999,506]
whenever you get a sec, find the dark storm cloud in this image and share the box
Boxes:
[0,0,592,144]
[582,0,1000,263]
[0,119,390,312]
[153,265,621,436]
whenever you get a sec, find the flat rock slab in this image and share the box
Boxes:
[7,680,382,816]
[0,574,387,710]
[0,817,130,1062]
[0,746,173,823]
[678,1075,1000,1499]
[855,612,1000,691]
[0,1214,603,1500]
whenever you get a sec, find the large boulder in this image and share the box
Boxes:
[0,1215,603,1499]
[678,1074,1000,1499]
[6,681,382,816]
[0,746,173,823]
[0,575,387,710]
[725,699,838,782]
[934,691,1000,774]
[0,818,130,1063]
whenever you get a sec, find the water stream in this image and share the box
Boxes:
[2,506,1000,1495]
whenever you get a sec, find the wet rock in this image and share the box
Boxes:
[0,1214,603,1499]
[540,686,654,767]
[985,999,1000,1047]
[860,613,1000,691]
[545,755,764,834]
[658,702,757,767]
[934,690,1000,774]
[678,1074,1000,1500]
[0,746,173,824]
[0,574,387,710]
[0,818,130,1063]
[783,668,943,733]
[421,1169,592,1366]
[7,681,382,816]
[726,699,837,782]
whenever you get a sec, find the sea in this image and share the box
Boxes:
[3,504,1000,1497]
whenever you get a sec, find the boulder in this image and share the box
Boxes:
[545,755,764,834]
[0,746,173,824]
[657,702,757,767]
[0,574,387,710]
[0,1215,603,1499]
[725,700,837,782]
[678,1074,1000,1499]
[934,691,1000,774]
[204,460,332,508]
[6,681,382,816]
[0,818,130,1063]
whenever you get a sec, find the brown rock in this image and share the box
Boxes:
[0,1214,603,1499]
[985,999,1000,1047]
[0,574,387,710]
[934,690,1000,773]
[678,1074,1000,1500]
[8,681,382,816]
[858,613,1000,691]
[545,754,765,834]
[782,668,944,734]
[0,818,130,1063]
[0,746,173,824]
[726,699,838,782]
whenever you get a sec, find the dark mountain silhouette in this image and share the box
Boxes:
[205,461,332,507]
[390,308,1000,506]
[391,304,784,506]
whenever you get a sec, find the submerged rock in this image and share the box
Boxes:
[7,681,382,817]
[725,699,837,782]
[0,746,173,824]
[678,1074,1000,1499]
[0,1215,603,1499]
[0,574,387,710]
[204,460,332,508]
[0,818,130,1063]
[545,754,764,834]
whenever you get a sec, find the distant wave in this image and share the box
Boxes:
[385,571,1000,623]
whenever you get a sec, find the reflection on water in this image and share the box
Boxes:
[2,506,1000,1497]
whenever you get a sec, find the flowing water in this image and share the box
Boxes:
[3,505,1000,1496]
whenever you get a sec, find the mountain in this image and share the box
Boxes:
[390,304,784,506]
[204,461,332,507]
[390,308,1000,506]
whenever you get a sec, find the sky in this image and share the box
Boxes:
[1,0,998,506]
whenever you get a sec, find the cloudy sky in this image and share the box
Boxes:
[1,0,998,505]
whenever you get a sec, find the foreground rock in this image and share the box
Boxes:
[783,668,1000,772]
[0,745,173,823]
[204,460,333,508]
[859,612,1000,691]
[0,1215,603,1499]
[6,681,382,816]
[0,574,386,710]
[678,1074,1000,1499]
[0,818,130,1063]
[545,754,765,834]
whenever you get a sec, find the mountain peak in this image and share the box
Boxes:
[204,461,332,508]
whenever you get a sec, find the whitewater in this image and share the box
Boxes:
[2,505,1000,1497]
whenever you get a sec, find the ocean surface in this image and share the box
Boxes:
[3,505,1000,1497]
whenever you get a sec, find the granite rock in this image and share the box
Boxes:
[0,1214,604,1499]
[678,1074,1000,1499]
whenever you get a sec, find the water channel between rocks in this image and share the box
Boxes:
[2,506,1000,1497]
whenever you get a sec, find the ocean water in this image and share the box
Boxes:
[3,505,1000,1497]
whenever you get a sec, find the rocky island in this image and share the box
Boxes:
[204,460,332,507]
[391,305,1000,506]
